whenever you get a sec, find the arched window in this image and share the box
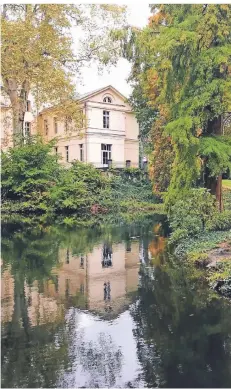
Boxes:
[103,96,112,103]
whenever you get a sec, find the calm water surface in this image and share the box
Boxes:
[1,215,231,388]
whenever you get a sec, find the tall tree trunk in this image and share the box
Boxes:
[4,78,29,146]
[204,115,223,212]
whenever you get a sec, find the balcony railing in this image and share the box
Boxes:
[90,160,139,169]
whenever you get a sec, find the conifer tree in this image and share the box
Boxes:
[122,5,231,210]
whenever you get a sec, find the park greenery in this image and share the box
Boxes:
[1,4,231,297]
[1,4,126,144]
[122,4,231,210]
[2,6,231,389]
[1,137,163,221]
[120,4,231,293]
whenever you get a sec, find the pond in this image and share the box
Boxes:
[1,215,231,388]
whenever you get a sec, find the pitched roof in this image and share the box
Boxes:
[76,86,106,100]
[39,85,129,114]
[76,85,128,102]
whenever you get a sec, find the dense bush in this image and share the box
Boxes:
[169,188,231,251]
[110,174,160,204]
[224,189,231,210]
[168,187,231,268]
[2,141,161,216]
[174,230,231,258]
[2,139,60,212]
[49,161,111,214]
[2,140,59,201]
[168,188,216,244]
[207,210,231,232]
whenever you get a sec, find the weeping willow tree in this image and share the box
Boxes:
[122,5,231,211]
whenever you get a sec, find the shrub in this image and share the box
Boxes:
[187,252,210,267]
[174,230,231,258]
[1,138,59,206]
[224,189,231,210]
[49,161,111,214]
[169,188,216,243]
[207,210,231,231]
[70,161,110,193]
[2,144,161,217]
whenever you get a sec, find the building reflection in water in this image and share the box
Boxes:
[1,240,142,326]
[102,243,113,268]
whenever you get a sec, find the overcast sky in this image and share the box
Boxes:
[75,4,151,98]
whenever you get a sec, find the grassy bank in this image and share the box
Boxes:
[223,179,231,190]
[170,182,231,298]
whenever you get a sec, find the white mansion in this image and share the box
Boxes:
[1,85,140,168]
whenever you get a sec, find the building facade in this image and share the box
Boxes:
[1,93,35,151]
[39,86,139,168]
[1,239,140,324]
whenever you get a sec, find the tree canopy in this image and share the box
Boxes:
[1,4,126,143]
[122,5,231,209]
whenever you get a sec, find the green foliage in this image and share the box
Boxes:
[174,230,231,259]
[169,188,216,244]
[49,161,110,214]
[187,252,210,268]
[2,142,162,217]
[199,136,231,176]
[223,180,231,189]
[168,187,231,260]
[128,83,157,152]
[224,189,231,210]
[2,4,127,141]
[1,138,59,210]
[208,259,231,283]
[122,5,231,206]
[149,125,174,193]
[207,210,231,231]
[110,173,160,204]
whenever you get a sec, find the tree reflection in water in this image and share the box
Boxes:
[1,225,70,388]
[2,215,231,388]
[131,255,231,388]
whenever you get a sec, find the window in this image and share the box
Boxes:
[103,96,112,103]
[79,144,84,162]
[101,144,111,165]
[44,119,48,135]
[24,122,30,137]
[126,241,131,252]
[103,110,110,129]
[54,117,58,134]
[65,279,70,298]
[65,146,69,162]
[54,147,58,155]
[55,275,59,293]
[66,249,70,264]
[102,243,112,268]
[80,255,84,269]
[103,281,111,301]
[26,100,31,112]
